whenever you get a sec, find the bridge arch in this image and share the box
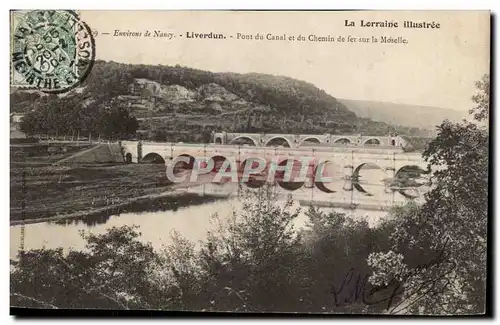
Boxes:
[313,160,344,193]
[239,157,268,188]
[173,153,196,170]
[265,136,293,148]
[299,137,322,146]
[314,161,335,193]
[333,137,351,145]
[274,158,305,191]
[395,165,428,177]
[141,152,166,164]
[393,165,431,199]
[352,162,384,196]
[229,136,258,146]
[124,152,133,164]
[208,155,229,173]
[363,138,381,145]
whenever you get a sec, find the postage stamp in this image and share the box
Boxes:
[10,10,95,93]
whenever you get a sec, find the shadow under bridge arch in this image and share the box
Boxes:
[239,157,269,188]
[229,136,258,146]
[172,154,196,173]
[274,158,305,191]
[363,138,381,145]
[313,160,344,193]
[352,162,385,196]
[124,152,133,164]
[141,152,166,164]
[392,165,431,199]
[300,137,321,146]
[333,137,351,145]
[265,136,292,148]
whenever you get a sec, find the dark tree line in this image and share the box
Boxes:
[19,98,138,140]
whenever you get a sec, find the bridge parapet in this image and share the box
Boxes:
[129,141,423,163]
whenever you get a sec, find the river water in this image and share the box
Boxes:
[10,165,426,260]
[10,195,389,260]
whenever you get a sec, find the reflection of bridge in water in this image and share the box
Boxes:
[121,132,431,211]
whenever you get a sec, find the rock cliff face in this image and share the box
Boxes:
[163,85,197,103]
[131,79,197,103]
[197,83,240,102]
[126,78,262,115]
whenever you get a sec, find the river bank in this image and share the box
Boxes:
[10,189,221,226]
[10,154,178,223]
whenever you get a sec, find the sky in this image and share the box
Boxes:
[80,10,490,111]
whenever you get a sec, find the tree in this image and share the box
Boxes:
[367,74,489,314]
[19,110,45,135]
[469,74,489,122]
[11,226,162,309]
[163,187,306,312]
[97,104,139,140]
[19,96,139,140]
[298,206,393,313]
[161,188,393,313]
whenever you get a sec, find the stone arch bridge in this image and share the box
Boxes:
[212,132,408,148]
[121,140,431,210]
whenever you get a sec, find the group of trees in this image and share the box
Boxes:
[19,97,139,140]
[366,74,489,314]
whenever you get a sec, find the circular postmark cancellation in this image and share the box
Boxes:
[11,10,96,94]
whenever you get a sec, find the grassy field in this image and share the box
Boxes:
[10,145,176,222]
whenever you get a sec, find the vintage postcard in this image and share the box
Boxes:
[9,10,490,315]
